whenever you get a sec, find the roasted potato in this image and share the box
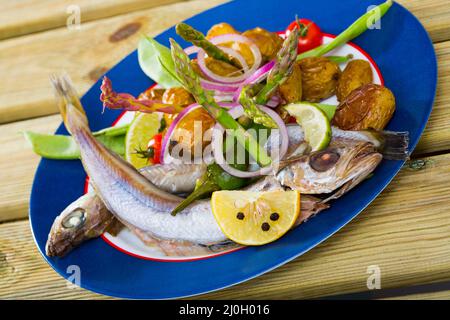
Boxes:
[206,22,239,39]
[332,84,395,130]
[191,57,241,77]
[279,61,302,104]
[162,87,195,107]
[299,57,341,102]
[336,59,373,101]
[170,107,215,158]
[241,28,283,62]
[138,87,165,101]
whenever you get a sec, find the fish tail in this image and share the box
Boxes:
[367,130,409,160]
[50,73,89,135]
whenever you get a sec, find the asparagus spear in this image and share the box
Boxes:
[239,85,278,128]
[254,26,299,105]
[176,22,242,69]
[170,38,272,167]
[297,0,392,60]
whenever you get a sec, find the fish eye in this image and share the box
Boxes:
[309,150,340,172]
[62,208,86,229]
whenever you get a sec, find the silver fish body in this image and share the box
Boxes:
[139,163,206,194]
[46,179,327,257]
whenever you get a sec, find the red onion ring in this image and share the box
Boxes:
[211,105,289,178]
[160,103,201,164]
[197,34,262,84]
[232,60,275,101]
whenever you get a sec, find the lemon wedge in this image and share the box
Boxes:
[211,190,300,245]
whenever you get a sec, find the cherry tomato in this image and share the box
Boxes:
[147,133,163,164]
[286,18,323,53]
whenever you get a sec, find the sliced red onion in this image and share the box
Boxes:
[160,103,201,164]
[200,79,240,93]
[214,94,235,102]
[184,45,200,56]
[196,34,262,84]
[266,95,281,108]
[232,60,275,102]
[211,105,289,178]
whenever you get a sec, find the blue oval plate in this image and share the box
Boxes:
[30,0,437,299]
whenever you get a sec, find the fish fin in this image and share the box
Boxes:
[50,73,89,135]
[366,130,409,160]
[294,195,330,226]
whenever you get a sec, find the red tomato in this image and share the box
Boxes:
[286,18,323,53]
[147,133,163,164]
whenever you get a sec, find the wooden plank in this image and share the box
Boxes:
[0,115,60,222]
[0,0,185,40]
[0,220,112,300]
[384,290,450,300]
[397,0,450,43]
[414,41,450,155]
[0,0,228,124]
[1,153,449,299]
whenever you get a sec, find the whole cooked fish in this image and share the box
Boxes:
[46,183,328,257]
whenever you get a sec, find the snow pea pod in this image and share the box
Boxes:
[24,124,129,160]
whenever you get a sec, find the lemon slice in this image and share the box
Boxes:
[211,190,300,246]
[125,112,161,169]
[284,102,332,151]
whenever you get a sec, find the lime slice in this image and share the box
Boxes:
[125,112,161,169]
[284,102,332,151]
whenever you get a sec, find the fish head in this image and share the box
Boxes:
[277,139,382,194]
[45,193,114,257]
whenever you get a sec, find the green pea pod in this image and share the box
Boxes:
[24,124,129,160]
[297,0,392,60]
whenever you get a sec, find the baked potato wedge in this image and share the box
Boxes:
[241,27,283,62]
[206,22,240,39]
[279,61,302,104]
[299,57,341,102]
[336,59,373,101]
[162,87,195,107]
[332,84,395,130]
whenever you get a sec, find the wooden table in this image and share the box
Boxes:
[0,0,449,300]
